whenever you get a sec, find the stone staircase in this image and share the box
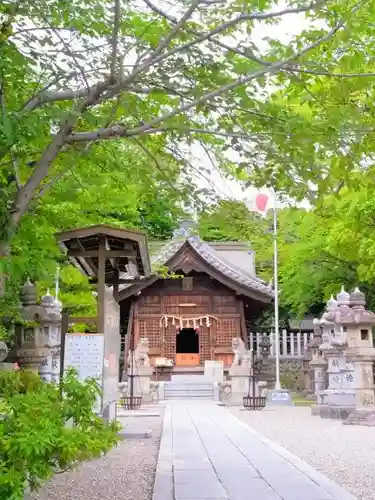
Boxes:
[164,375,215,400]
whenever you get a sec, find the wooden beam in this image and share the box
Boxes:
[90,278,146,285]
[67,249,137,258]
[76,238,97,276]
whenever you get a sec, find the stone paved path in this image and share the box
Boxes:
[153,402,357,500]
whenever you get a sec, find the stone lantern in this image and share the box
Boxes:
[16,281,62,382]
[317,288,356,419]
[343,288,375,425]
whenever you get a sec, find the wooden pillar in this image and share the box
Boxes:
[239,300,248,347]
[97,236,106,333]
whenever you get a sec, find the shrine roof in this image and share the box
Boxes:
[119,235,273,302]
[56,224,151,282]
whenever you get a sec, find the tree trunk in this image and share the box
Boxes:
[0,238,10,298]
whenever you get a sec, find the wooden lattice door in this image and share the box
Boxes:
[138,318,160,345]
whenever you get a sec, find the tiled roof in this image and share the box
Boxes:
[152,235,273,299]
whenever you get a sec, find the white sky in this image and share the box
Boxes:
[192,5,313,208]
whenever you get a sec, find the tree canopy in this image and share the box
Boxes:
[2,0,375,320]
[198,177,375,319]
[1,0,374,249]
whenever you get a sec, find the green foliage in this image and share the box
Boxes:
[2,0,375,326]
[279,364,305,392]
[0,369,119,499]
[198,183,375,318]
[1,0,374,251]
[0,139,192,320]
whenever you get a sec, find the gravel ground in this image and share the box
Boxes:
[230,406,375,500]
[29,406,165,500]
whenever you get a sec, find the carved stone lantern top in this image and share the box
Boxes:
[40,290,55,308]
[337,286,350,307]
[327,295,338,312]
[21,279,37,306]
[350,287,366,309]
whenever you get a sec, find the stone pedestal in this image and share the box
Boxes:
[317,348,355,419]
[229,365,249,405]
[204,360,224,383]
[158,381,165,401]
[344,353,375,426]
[133,366,154,403]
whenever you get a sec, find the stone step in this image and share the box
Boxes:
[164,381,215,400]
[165,395,214,400]
[165,382,213,391]
[165,391,214,397]
[164,387,214,394]
[170,375,207,383]
[165,385,214,391]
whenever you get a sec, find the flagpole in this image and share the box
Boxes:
[55,266,60,301]
[272,192,281,391]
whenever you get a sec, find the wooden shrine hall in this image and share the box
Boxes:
[119,232,273,375]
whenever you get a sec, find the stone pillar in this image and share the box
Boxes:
[343,288,375,426]
[16,281,62,381]
[102,288,121,420]
[309,325,327,415]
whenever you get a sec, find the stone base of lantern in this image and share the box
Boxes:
[344,407,375,426]
[316,404,355,420]
[314,389,356,419]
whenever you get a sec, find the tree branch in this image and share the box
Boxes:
[0,72,21,189]
[20,0,327,112]
[65,17,348,144]
[147,0,200,61]
[110,0,121,80]
[284,66,375,78]
[11,81,110,226]
[132,138,175,189]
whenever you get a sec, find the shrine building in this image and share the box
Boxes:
[119,232,273,375]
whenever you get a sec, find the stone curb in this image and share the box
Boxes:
[118,429,152,439]
[117,411,161,418]
[231,413,358,500]
[152,405,173,500]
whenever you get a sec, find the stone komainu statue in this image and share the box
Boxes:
[129,337,150,367]
[231,337,251,368]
